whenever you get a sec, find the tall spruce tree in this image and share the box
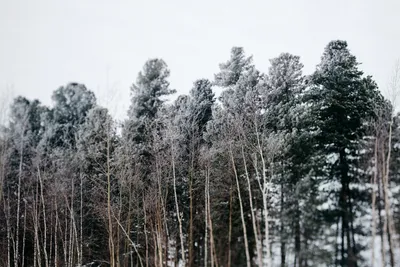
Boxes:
[307,40,381,266]
[258,52,318,266]
[124,58,175,182]
[121,58,175,266]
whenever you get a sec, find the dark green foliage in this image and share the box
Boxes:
[306,40,382,266]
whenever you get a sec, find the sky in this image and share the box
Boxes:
[1,0,400,120]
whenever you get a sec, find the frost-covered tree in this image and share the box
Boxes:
[1,40,399,267]
[188,79,215,137]
[215,47,254,88]
[42,83,96,150]
[261,53,304,131]
[210,47,262,267]
[258,52,318,266]
[217,47,259,117]
[124,58,175,181]
[306,40,381,266]
[120,58,175,266]
[2,96,48,267]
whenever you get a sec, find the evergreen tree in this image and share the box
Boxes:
[306,40,381,266]
[42,83,96,150]
[124,58,175,181]
[121,58,175,266]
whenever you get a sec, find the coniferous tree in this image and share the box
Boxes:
[121,58,175,266]
[124,58,175,182]
[306,40,381,266]
[42,83,96,150]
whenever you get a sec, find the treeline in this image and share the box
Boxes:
[0,40,399,267]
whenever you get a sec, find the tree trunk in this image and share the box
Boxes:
[294,202,301,267]
[371,137,378,267]
[106,125,115,267]
[229,146,251,267]
[15,131,25,267]
[280,184,286,267]
[204,173,208,267]
[207,166,218,267]
[171,142,186,265]
[38,167,50,267]
[228,183,232,267]
[242,146,262,266]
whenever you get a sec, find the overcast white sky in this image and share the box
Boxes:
[1,0,399,120]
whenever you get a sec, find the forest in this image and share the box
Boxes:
[0,40,399,267]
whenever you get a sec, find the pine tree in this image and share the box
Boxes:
[258,52,315,266]
[42,83,96,150]
[124,58,175,182]
[121,58,175,266]
[306,40,381,266]
[186,79,215,266]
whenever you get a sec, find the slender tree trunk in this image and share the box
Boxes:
[334,215,340,267]
[229,146,251,267]
[125,187,133,267]
[189,168,194,267]
[340,217,345,266]
[117,187,123,267]
[34,181,42,267]
[68,179,75,267]
[241,146,262,266]
[156,202,163,267]
[384,118,396,267]
[80,173,83,266]
[280,184,286,267]
[106,125,115,267]
[381,149,387,267]
[204,167,208,267]
[113,212,143,267]
[55,196,59,267]
[376,155,385,267]
[15,132,25,267]
[143,194,149,267]
[371,137,378,267]
[228,183,232,267]
[207,168,214,267]
[348,197,358,267]
[38,167,50,267]
[49,204,53,267]
[255,124,272,267]
[339,148,355,267]
[294,202,301,267]
[22,199,27,267]
[206,165,218,267]
[171,142,186,265]
[63,204,68,267]
[5,194,11,267]
[153,230,159,267]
